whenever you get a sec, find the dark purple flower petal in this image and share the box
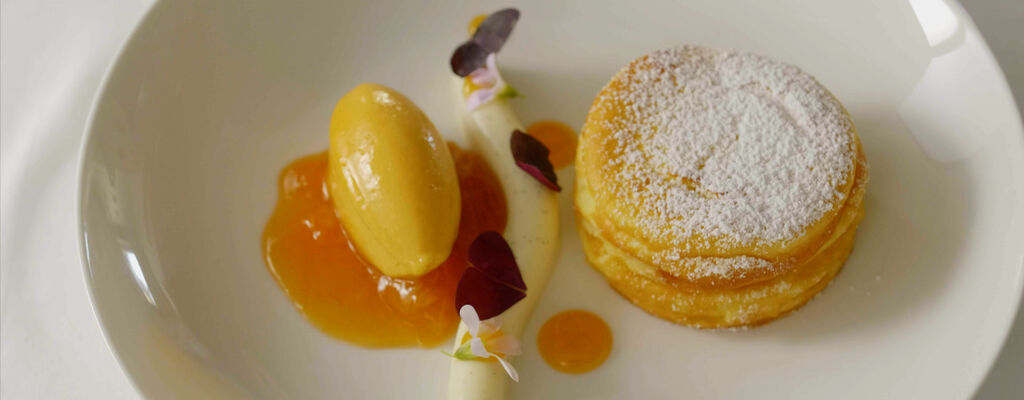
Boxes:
[511,130,561,191]
[455,232,528,320]
[455,267,527,321]
[473,8,520,53]
[450,8,520,77]
[468,231,527,291]
[451,41,490,77]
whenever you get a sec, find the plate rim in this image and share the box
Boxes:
[76,1,168,398]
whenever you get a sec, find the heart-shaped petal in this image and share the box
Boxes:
[511,130,561,191]
[450,8,520,77]
[473,8,520,52]
[455,267,526,321]
[451,41,490,77]
[467,231,526,291]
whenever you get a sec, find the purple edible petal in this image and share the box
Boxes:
[454,232,528,320]
[473,8,520,53]
[510,130,561,191]
[468,231,527,291]
[451,41,490,77]
[455,268,527,321]
[450,8,520,77]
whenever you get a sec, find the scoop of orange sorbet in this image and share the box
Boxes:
[328,83,461,278]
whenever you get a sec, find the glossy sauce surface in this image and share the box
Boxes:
[537,310,613,374]
[262,144,506,347]
[527,120,577,169]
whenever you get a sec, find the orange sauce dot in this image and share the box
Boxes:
[527,120,577,169]
[537,310,612,374]
[261,144,506,348]
[467,14,488,36]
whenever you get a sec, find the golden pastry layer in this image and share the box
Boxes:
[575,46,867,328]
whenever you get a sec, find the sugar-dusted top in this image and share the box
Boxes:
[583,46,856,252]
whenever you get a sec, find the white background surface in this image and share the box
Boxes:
[1,0,1021,398]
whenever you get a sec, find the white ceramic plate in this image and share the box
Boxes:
[79,0,1024,398]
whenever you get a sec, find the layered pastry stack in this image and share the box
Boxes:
[576,46,868,328]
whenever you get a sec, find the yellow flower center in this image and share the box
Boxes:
[462,76,484,99]
[459,331,506,360]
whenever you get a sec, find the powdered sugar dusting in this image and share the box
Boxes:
[594,46,854,246]
[683,256,775,281]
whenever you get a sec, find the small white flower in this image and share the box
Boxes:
[457,304,522,382]
[465,54,517,112]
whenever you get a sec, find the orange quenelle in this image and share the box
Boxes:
[537,310,613,374]
[262,144,507,348]
[526,120,577,169]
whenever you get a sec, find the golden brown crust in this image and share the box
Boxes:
[576,192,864,328]
[573,46,868,327]
[578,47,861,289]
